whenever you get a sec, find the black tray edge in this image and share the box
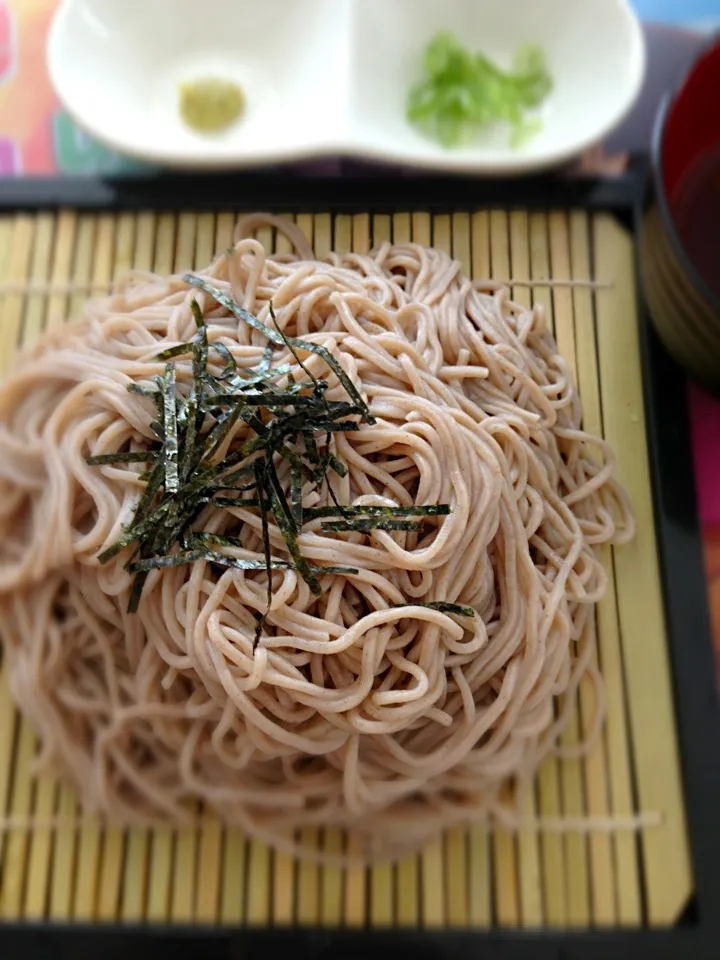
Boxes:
[0,168,643,214]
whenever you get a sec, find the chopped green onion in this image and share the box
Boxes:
[407,32,552,149]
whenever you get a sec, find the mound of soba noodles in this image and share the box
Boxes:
[0,215,633,859]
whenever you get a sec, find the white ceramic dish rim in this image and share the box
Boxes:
[47,0,647,174]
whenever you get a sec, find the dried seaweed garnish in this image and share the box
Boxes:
[264,454,297,535]
[86,290,458,628]
[303,429,320,465]
[129,458,166,528]
[254,459,274,647]
[86,451,159,466]
[290,466,303,528]
[127,383,160,399]
[210,341,237,380]
[184,274,375,423]
[192,533,358,575]
[203,404,244,464]
[200,497,262,509]
[128,570,149,612]
[161,363,179,494]
[97,499,174,564]
[257,342,274,376]
[205,393,317,409]
[130,550,294,573]
[180,387,199,480]
[321,519,422,533]
[305,504,451,519]
[190,298,204,331]
[154,342,196,362]
[193,531,260,549]
[392,601,476,617]
[264,457,320,596]
[205,463,256,490]
[306,420,359,434]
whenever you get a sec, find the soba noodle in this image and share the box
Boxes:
[0,215,633,858]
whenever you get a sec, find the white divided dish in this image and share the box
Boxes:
[48,0,646,173]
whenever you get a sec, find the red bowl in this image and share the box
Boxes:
[641,34,720,390]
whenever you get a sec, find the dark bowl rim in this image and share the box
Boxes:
[650,30,720,317]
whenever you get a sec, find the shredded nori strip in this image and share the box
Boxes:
[264,457,295,531]
[190,298,205,331]
[86,451,159,466]
[257,342,274,375]
[128,570,149,612]
[130,550,294,573]
[306,504,451,519]
[303,429,320,465]
[193,531,261,549]
[129,459,165,529]
[154,342,195,362]
[97,500,175,565]
[210,341,237,379]
[184,274,375,423]
[203,404,244,464]
[180,387,198,481]
[254,459,274,647]
[200,497,262,509]
[264,463,320,595]
[205,393,317,409]
[127,383,161,399]
[290,466,303,528]
[306,420,359,434]
[321,519,422,533]
[192,533,358,575]
[192,314,209,383]
[161,363,179,493]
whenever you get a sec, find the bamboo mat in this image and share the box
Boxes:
[0,208,691,929]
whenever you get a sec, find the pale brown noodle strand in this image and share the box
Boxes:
[0,217,633,862]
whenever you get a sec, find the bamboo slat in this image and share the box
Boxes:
[45,211,91,925]
[508,209,544,930]
[567,211,616,927]
[437,212,469,931]
[246,219,274,931]
[548,211,590,929]
[410,210,448,932]
[143,213,176,928]
[489,210,522,929]
[467,211,493,932]
[0,215,37,923]
[528,211,568,928]
[118,212,155,927]
[593,215,691,925]
[391,206,418,932]
[73,214,115,924]
[0,207,692,932]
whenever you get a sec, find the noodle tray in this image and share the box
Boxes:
[0,172,716,960]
